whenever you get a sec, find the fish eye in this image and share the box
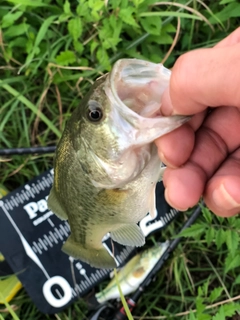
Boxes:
[87,100,103,123]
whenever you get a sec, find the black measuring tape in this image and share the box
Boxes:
[0,169,177,313]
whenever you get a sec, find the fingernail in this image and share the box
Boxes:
[161,87,174,116]
[165,188,189,212]
[158,151,177,169]
[212,183,240,211]
[159,151,167,165]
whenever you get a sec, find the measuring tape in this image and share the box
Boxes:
[0,170,178,313]
[0,185,22,304]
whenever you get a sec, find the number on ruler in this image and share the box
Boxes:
[42,276,72,308]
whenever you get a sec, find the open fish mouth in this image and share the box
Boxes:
[89,59,190,188]
[107,59,190,145]
[109,59,171,119]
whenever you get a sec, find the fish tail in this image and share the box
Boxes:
[62,236,116,269]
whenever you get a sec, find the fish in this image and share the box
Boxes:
[47,58,189,269]
[95,242,169,303]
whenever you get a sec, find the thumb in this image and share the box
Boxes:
[161,41,240,116]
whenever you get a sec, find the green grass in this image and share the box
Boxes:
[1,0,240,319]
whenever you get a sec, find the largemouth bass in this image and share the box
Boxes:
[48,59,189,268]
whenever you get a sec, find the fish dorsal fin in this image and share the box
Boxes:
[47,187,68,220]
[110,224,145,247]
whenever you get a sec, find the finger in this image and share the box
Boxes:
[161,43,240,116]
[163,163,205,211]
[204,148,240,217]
[215,27,240,48]
[156,124,194,168]
[155,111,206,167]
[163,106,240,210]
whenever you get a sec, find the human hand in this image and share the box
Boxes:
[155,27,240,217]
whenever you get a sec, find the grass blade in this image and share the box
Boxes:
[25,15,57,65]
[114,268,134,320]
[0,292,20,320]
[140,11,203,20]
[7,0,49,7]
[0,80,61,138]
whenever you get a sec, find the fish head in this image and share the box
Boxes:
[67,73,143,189]
[66,59,190,189]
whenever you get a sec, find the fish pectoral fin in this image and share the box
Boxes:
[110,224,145,247]
[47,187,68,220]
[62,235,116,269]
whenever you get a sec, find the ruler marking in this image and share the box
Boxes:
[71,288,77,297]
[64,222,70,231]
[49,231,58,244]
[6,201,13,210]
[44,234,53,247]
[33,184,39,194]
[77,284,83,293]
[5,203,9,210]
[39,238,48,251]
[47,218,54,227]
[16,194,23,203]
[91,273,97,282]
[10,200,15,208]
[33,247,38,253]
[38,181,45,191]
[11,196,18,207]
[60,224,68,237]
[30,241,42,255]
[23,193,29,201]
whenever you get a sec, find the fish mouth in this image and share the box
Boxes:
[109,58,171,119]
[108,59,190,144]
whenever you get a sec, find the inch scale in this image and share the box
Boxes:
[0,169,178,314]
